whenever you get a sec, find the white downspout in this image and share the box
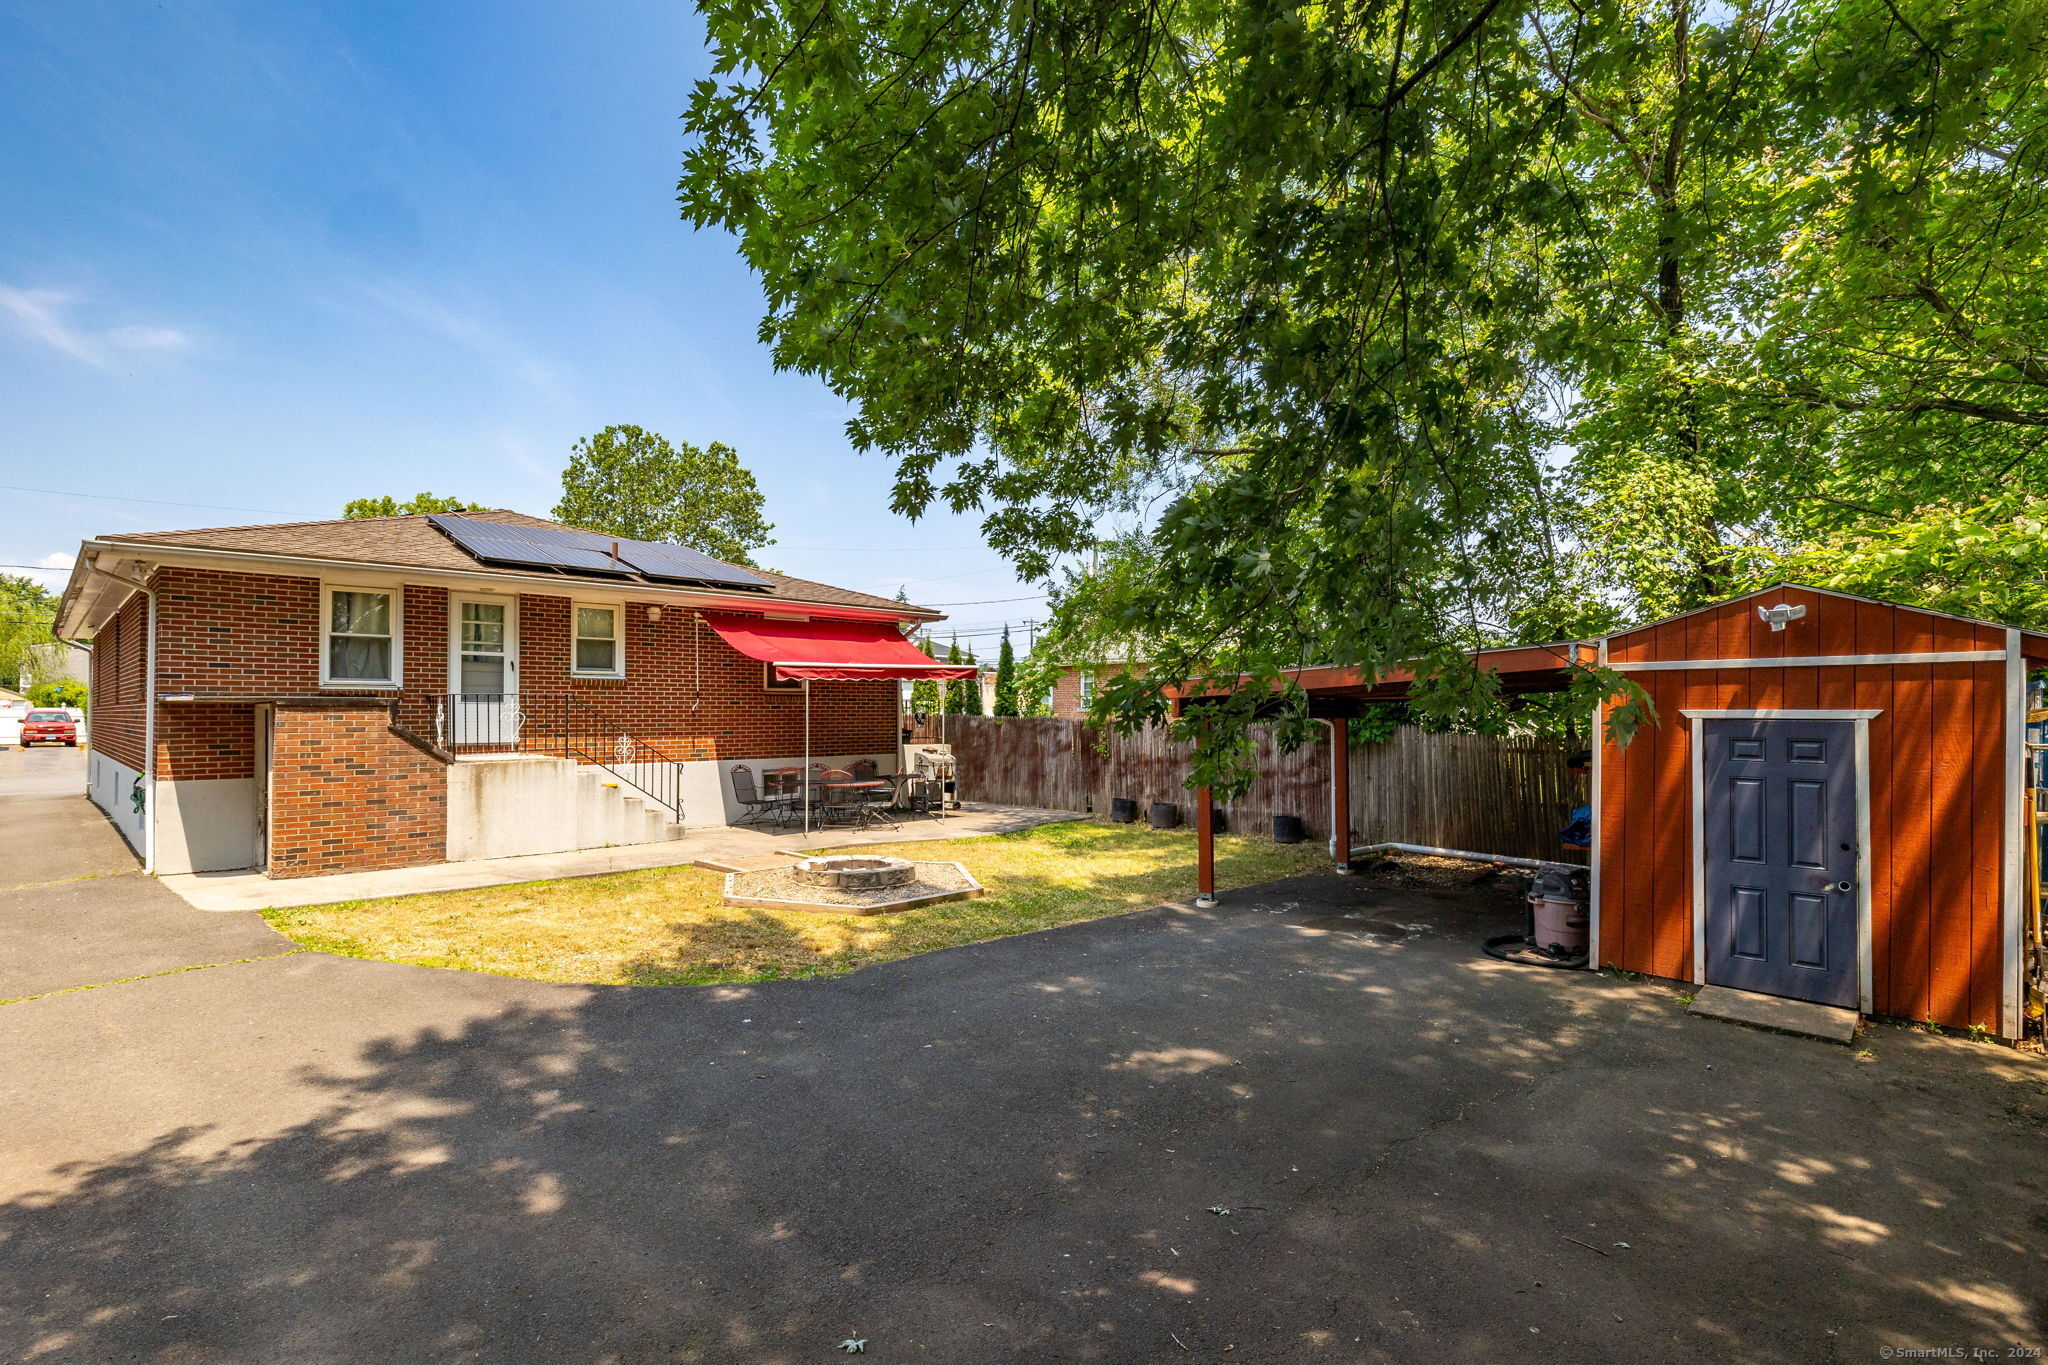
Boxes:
[143,583,158,875]
[1323,719,1340,858]
[803,678,812,840]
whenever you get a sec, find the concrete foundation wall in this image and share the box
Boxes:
[87,750,147,857]
[447,749,901,860]
[155,777,259,875]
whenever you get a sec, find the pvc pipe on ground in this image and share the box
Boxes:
[1348,842,1550,870]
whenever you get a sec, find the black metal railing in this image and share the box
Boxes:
[426,692,690,822]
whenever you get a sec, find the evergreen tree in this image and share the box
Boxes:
[943,637,971,713]
[994,626,1019,716]
[908,634,942,714]
[961,647,984,715]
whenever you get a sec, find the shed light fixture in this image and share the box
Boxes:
[1757,602,1807,631]
[646,605,663,623]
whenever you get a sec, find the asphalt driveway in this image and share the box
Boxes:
[0,786,2042,1363]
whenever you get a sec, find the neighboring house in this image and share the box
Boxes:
[18,639,90,694]
[55,510,955,879]
[0,687,26,747]
[1048,660,1148,719]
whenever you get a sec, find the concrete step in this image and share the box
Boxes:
[1688,984,1858,1044]
[451,754,683,860]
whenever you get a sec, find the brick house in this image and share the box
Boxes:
[1047,660,1149,719]
[55,510,960,878]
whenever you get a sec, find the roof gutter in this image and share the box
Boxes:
[55,552,152,638]
[62,539,944,629]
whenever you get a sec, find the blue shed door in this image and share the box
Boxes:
[1702,719,1859,1008]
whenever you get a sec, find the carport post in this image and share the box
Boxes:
[1182,695,1217,908]
[1330,716,1351,873]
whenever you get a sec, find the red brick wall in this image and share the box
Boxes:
[88,591,149,771]
[513,596,898,759]
[155,566,322,695]
[404,586,449,693]
[1050,669,1086,719]
[156,703,256,780]
[126,566,901,784]
[267,702,446,877]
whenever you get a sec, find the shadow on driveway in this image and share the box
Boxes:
[0,867,2042,1362]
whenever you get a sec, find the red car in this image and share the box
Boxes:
[19,709,77,747]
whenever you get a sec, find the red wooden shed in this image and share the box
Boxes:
[1186,583,2048,1040]
[1594,584,2046,1040]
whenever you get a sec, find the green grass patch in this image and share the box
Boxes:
[262,821,1329,987]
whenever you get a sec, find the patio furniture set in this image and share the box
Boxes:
[729,759,947,832]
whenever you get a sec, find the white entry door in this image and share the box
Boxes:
[449,597,519,747]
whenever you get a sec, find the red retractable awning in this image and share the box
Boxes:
[699,612,977,681]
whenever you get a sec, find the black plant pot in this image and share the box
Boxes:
[1209,806,1227,835]
[1273,814,1305,845]
[1148,802,1182,829]
[1109,797,1139,824]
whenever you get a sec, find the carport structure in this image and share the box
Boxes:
[1185,584,2048,1039]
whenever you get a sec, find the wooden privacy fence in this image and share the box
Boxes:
[944,716,1588,863]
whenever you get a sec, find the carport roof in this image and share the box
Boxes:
[1176,642,1589,717]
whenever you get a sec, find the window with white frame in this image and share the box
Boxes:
[572,605,623,676]
[325,588,397,686]
[1078,670,1094,708]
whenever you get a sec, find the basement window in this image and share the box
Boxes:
[324,588,398,687]
[573,604,623,677]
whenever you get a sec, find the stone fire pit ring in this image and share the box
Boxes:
[792,855,915,893]
[720,857,985,915]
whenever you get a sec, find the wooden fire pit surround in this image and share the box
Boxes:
[723,856,984,915]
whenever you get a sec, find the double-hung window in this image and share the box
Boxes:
[326,588,398,686]
[573,604,623,677]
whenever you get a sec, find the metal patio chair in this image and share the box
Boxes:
[816,768,865,828]
[730,765,785,828]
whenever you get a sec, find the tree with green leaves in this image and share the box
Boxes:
[344,493,486,519]
[682,0,2042,789]
[29,680,86,710]
[555,425,775,565]
[0,575,59,694]
[959,646,985,715]
[942,638,971,713]
[908,633,943,715]
[993,626,1019,717]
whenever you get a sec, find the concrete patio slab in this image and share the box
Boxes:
[1689,983,1859,1043]
[159,803,1087,911]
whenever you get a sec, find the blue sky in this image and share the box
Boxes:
[0,0,1044,653]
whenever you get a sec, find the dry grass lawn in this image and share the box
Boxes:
[261,822,1331,987]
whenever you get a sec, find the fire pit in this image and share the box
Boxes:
[791,855,916,893]
[721,856,984,915]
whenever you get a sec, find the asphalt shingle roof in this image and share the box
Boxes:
[97,509,936,617]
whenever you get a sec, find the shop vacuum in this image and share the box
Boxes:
[1484,862,1590,970]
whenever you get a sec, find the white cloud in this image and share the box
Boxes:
[0,287,102,365]
[107,324,192,352]
[0,285,196,367]
[361,281,568,404]
[15,552,75,593]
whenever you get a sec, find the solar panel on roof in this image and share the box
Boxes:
[430,515,635,576]
[429,514,770,589]
[617,541,768,589]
